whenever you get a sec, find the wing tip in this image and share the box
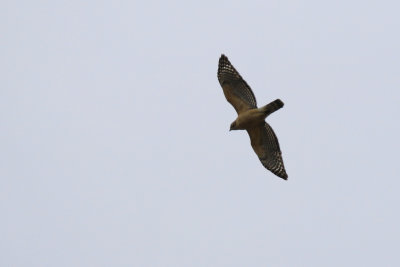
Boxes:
[275,168,288,180]
[218,54,230,82]
[219,54,229,65]
[271,168,288,180]
[280,174,288,180]
[262,161,289,180]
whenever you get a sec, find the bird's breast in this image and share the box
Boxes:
[236,109,265,129]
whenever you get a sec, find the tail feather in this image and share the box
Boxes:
[261,99,284,117]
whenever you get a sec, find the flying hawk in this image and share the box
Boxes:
[217,54,288,179]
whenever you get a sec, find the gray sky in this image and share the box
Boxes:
[2,0,400,266]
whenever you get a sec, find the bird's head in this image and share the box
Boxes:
[229,121,238,131]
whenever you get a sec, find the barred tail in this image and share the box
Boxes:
[261,99,284,117]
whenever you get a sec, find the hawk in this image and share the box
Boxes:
[217,54,288,179]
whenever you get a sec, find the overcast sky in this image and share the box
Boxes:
[2,0,400,266]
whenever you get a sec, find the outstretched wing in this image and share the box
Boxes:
[247,123,288,179]
[217,54,257,114]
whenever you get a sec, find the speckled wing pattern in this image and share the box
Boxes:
[217,54,257,114]
[247,123,288,179]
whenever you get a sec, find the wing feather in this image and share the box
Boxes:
[247,123,288,179]
[217,54,257,114]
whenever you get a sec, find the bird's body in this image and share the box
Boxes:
[217,54,288,180]
[231,100,284,130]
[234,109,265,130]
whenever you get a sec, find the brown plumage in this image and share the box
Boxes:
[217,54,288,179]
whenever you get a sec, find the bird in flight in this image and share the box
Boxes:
[217,54,288,179]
